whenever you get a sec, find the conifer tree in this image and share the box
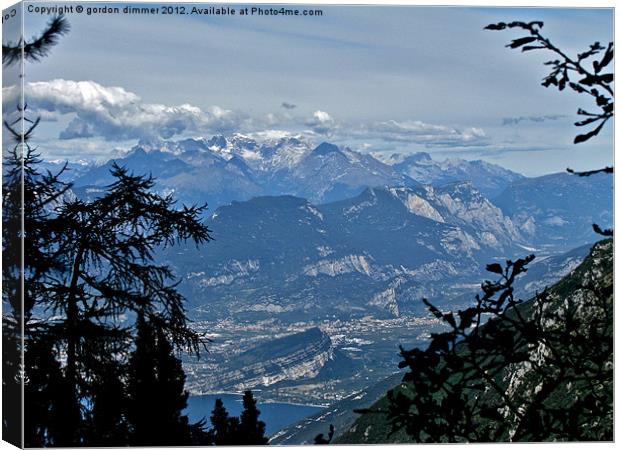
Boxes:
[23,339,61,447]
[46,163,212,443]
[88,359,129,447]
[227,416,242,443]
[3,14,215,446]
[239,390,269,444]
[207,393,269,445]
[154,325,193,445]
[209,398,231,445]
[126,313,160,445]
[23,337,76,447]
[126,313,202,445]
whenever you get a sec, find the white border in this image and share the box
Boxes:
[0,1,616,450]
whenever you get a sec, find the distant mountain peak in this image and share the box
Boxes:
[206,134,228,149]
[393,152,525,198]
[407,152,433,162]
[313,142,343,156]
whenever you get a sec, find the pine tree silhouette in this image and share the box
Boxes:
[45,163,212,443]
[207,393,269,445]
[209,398,231,445]
[227,416,242,443]
[126,313,161,446]
[3,14,216,446]
[88,360,129,446]
[1,325,21,445]
[23,339,62,447]
[239,390,269,444]
[126,313,202,445]
[154,325,193,445]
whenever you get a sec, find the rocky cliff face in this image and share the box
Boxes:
[170,183,527,323]
[191,327,334,393]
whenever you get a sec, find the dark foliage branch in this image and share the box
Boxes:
[4,115,40,144]
[592,223,613,237]
[487,20,613,238]
[314,424,335,444]
[567,164,614,235]
[2,15,70,66]
[566,166,613,177]
[358,247,612,442]
[2,144,72,323]
[485,21,613,144]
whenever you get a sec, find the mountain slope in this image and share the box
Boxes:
[169,183,524,323]
[336,239,613,443]
[187,327,333,393]
[389,152,525,198]
[73,144,264,206]
[278,143,414,204]
[71,135,416,207]
[493,172,612,251]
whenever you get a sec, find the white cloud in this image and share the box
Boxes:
[3,79,247,141]
[354,119,488,147]
[2,79,496,162]
[305,110,337,135]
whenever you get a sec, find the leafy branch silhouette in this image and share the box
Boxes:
[487,20,614,238]
[359,244,612,442]
[485,21,613,145]
[314,424,335,444]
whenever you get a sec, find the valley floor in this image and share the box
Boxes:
[182,314,447,406]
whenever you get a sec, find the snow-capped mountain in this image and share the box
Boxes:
[72,141,264,207]
[204,133,310,172]
[385,152,525,198]
[68,133,611,255]
[72,134,416,206]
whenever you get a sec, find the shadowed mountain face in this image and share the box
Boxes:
[62,135,611,319]
[493,172,613,251]
[72,143,265,207]
[167,183,531,323]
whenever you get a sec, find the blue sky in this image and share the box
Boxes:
[4,3,614,175]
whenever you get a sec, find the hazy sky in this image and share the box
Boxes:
[4,3,614,175]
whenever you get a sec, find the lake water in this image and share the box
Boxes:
[185,394,325,436]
